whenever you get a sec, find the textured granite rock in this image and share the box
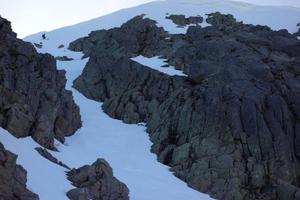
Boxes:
[166,14,203,27]
[0,142,39,200]
[70,13,300,199]
[35,147,71,170]
[66,159,129,200]
[0,16,81,150]
[69,15,168,58]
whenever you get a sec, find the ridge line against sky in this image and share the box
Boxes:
[0,0,300,38]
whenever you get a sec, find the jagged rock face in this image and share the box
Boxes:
[69,15,168,58]
[70,13,300,199]
[166,14,203,27]
[0,142,39,200]
[295,23,300,37]
[35,147,71,170]
[0,17,81,150]
[55,56,74,61]
[66,159,129,200]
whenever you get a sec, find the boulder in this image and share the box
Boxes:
[66,159,129,200]
[166,14,203,27]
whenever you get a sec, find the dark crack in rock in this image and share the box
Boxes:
[55,56,74,61]
[66,159,129,200]
[0,16,81,150]
[0,142,39,200]
[35,147,71,170]
[69,15,168,59]
[70,13,300,200]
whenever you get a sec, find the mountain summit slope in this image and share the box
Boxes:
[20,0,300,200]
[25,0,300,49]
[69,13,300,199]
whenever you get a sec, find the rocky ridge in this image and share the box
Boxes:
[0,142,39,200]
[35,147,71,170]
[0,16,81,150]
[69,13,300,199]
[294,23,300,37]
[166,14,203,27]
[66,159,129,200]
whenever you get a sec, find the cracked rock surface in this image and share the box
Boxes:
[70,13,300,199]
[0,16,81,150]
[0,142,39,200]
[66,159,129,200]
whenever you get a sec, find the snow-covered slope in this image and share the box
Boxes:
[1,0,300,200]
[24,0,300,49]
[0,53,210,200]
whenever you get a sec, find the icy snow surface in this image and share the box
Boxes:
[1,0,300,199]
[0,51,211,200]
[131,55,187,76]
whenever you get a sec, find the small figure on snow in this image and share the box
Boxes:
[42,33,46,40]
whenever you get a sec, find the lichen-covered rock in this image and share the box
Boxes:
[0,142,39,200]
[0,16,81,150]
[70,13,300,199]
[66,159,129,200]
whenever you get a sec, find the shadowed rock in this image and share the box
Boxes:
[35,147,71,170]
[66,159,129,200]
[166,14,203,27]
[0,16,81,150]
[294,22,300,37]
[0,142,39,200]
[70,13,300,199]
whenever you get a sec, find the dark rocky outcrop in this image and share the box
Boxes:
[55,56,74,61]
[69,15,168,59]
[69,13,300,199]
[0,16,81,150]
[35,147,71,170]
[33,43,43,49]
[294,23,300,37]
[0,142,39,200]
[66,159,129,200]
[166,14,203,27]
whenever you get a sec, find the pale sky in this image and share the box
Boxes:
[0,0,299,38]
